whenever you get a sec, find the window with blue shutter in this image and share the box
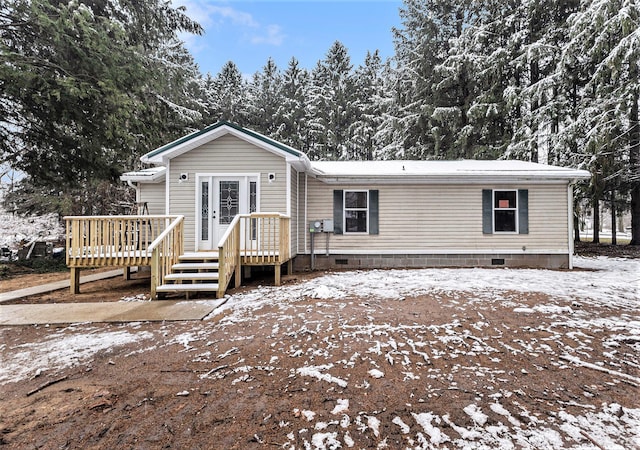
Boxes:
[482,189,529,234]
[333,190,343,234]
[333,189,379,235]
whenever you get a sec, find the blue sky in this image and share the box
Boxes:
[173,0,403,77]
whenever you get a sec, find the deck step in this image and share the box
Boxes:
[156,283,219,293]
[164,272,219,281]
[179,253,219,262]
[172,262,219,271]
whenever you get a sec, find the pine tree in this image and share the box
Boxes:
[206,61,247,123]
[349,51,386,160]
[393,0,479,159]
[308,41,356,160]
[246,58,283,136]
[375,61,406,159]
[0,0,203,195]
[560,0,640,244]
[274,58,312,151]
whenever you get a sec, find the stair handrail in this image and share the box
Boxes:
[149,215,184,298]
[217,214,242,298]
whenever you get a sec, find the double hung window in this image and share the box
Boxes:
[333,189,379,235]
[482,189,529,235]
[344,191,369,233]
[493,190,517,232]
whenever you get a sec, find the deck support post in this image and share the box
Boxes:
[287,259,293,276]
[123,267,131,280]
[234,262,242,289]
[275,264,281,286]
[70,267,81,294]
[150,249,159,300]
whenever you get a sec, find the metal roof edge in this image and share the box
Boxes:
[120,167,167,183]
[141,121,305,163]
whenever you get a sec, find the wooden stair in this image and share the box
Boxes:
[156,252,220,298]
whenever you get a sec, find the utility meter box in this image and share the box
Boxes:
[309,219,334,233]
[309,220,323,233]
[322,219,334,233]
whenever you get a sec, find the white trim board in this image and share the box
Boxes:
[301,249,571,256]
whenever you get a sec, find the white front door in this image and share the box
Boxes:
[197,175,258,250]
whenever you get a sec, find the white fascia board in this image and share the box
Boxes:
[312,175,587,185]
[120,167,166,183]
[142,124,311,168]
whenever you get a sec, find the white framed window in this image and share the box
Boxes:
[493,190,518,233]
[344,190,369,233]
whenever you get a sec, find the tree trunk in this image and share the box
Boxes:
[610,192,616,245]
[593,194,600,244]
[574,211,581,243]
[530,60,539,163]
[629,73,640,245]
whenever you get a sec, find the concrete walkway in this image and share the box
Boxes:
[0,299,225,326]
[0,270,226,325]
[0,269,124,303]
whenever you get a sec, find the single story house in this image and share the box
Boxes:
[122,120,589,267]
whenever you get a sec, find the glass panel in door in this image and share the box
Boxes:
[219,180,239,224]
[201,181,209,241]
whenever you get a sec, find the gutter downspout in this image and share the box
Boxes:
[568,183,574,270]
[127,180,140,213]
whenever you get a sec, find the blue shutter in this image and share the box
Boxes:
[518,189,529,234]
[482,189,493,234]
[369,190,379,235]
[333,190,343,234]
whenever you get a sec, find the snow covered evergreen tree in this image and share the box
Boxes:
[246,58,283,137]
[206,61,247,124]
[0,0,204,214]
[0,0,203,189]
[559,0,640,244]
[348,51,387,160]
[393,0,480,159]
[307,41,356,160]
[274,58,313,152]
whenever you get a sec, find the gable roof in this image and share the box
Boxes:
[135,122,589,185]
[141,120,309,168]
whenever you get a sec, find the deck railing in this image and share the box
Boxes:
[239,213,291,264]
[216,213,291,297]
[65,213,289,298]
[148,216,184,299]
[217,215,242,298]
[65,215,181,267]
[65,215,183,295]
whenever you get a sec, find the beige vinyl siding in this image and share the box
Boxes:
[138,182,165,215]
[290,167,298,256]
[304,178,569,253]
[168,134,289,251]
[298,172,307,254]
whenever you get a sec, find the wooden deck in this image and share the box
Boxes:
[65,213,291,298]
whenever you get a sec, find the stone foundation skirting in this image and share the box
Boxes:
[293,253,570,271]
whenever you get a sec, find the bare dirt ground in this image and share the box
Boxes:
[0,244,638,449]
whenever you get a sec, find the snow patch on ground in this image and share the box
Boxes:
[1,327,154,384]
[217,257,639,322]
[296,364,348,388]
[2,256,639,448]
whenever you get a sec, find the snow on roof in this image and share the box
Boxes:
[310,160,590,182]
[120,166,166,183]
